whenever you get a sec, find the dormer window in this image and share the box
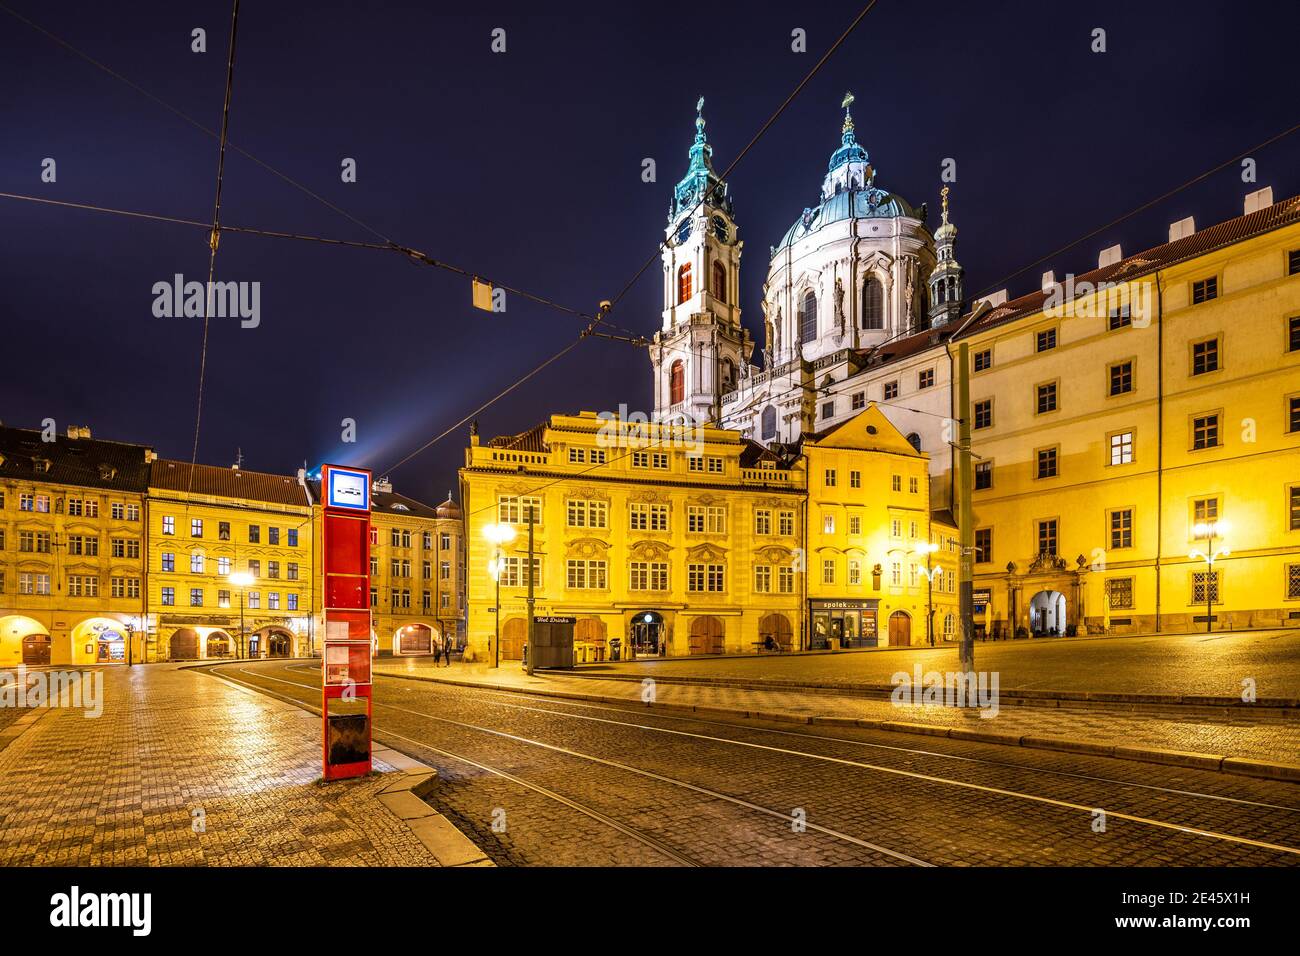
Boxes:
[32,457,51,474]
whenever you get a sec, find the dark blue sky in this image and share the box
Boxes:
[3,0,1298,503]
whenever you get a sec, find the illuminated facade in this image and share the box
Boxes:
[0,425,152,666]
[459,407,956,662]
[146,461,315,661]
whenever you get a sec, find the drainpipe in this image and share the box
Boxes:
[1154,271,1165,633]
[298,468,315,655]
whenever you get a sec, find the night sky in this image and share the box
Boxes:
[3,0,1298,505]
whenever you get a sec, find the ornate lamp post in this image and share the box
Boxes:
[914,541,940,646]
[1190,519,1229,635]
[482,523,517,668]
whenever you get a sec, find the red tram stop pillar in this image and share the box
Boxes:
[319,464,374,781]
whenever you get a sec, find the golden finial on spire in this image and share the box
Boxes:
[841,90,855,135]
[940,185,951,224]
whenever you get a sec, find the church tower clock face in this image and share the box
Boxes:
[712,215,730,243]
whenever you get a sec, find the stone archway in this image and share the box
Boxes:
[758,613,793,652]
[688,616,725,656]
[396,623,433,655]
[1029,590,1067,636]
[205,631,233,659]
[0,616,50,667]
[170,628,200,661]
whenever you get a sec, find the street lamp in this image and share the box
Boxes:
[482,523,517,668]
[228,571,255,659]
[914,541,940,646]
[1190,519,1229,635]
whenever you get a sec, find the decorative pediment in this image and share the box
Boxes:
[755,544,792,564]
[566,536,610,558]
[629,539,673,562]
[686,543,727,563]
[568,486,610,503]
[626,489,672,505]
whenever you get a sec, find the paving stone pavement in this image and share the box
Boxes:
[552,629,1300,699]
[374,658,1300,766]
[0,664,441,866]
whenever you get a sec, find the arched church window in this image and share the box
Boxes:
[799,290,818,342]
[761,405,777,441]
[712,261,727,303]
[861,277,884,329]
[677,263,692,304]
[906,432,922,452]
[670,360,685,406]
[722,359,736,391]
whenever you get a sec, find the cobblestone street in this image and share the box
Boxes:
[0,664,441,866]
[214,659,1300,867]
[564,629,1300,699]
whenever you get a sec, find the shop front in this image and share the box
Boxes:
[808,599,879,650]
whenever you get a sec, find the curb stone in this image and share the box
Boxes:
[372,668,1300,784]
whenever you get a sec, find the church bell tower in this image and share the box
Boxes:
[650,97,753,424]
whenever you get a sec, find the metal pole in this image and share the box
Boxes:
[1205,530,1214,634]
[240,590,246,659]
[957,342,975,674]
[926,551,934,646]
[494,549,501,668]
[525,513,536,676]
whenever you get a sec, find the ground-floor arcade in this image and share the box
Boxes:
[0,612,147,667]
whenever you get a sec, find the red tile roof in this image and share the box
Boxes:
[150,460,309,506]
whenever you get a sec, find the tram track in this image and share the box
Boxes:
[213,661,1300,864]
[212,663,932,866]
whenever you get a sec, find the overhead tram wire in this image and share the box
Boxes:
[376,1,883,476]
[187,0,242,496]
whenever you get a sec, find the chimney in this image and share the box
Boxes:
[1244,186,1274,215]
[1041,270,1056,293]
[1168,216,1195,242]
[1098,244,1123,268]
[373,476,393,494]
[974,289,1007,309]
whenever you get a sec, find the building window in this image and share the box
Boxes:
[677,263,692,303]
[1107,578,1134,610]
[821,400,835,420]
[190,552,204,574]
[973,348,992,372]
[566,560,607,590]
[1109,431,1134,465]
[1192,338,1219,375]
[687,563,725,592]
[1108,305,1131,331]
[288,528,298,547]
[974,528,992,564]
[248,525,260,543]
[799,290,818,342]
[974,460,992,489]
[570,447,587,464]
[822,514,835,534]
[1035,328,1057,352]
[1289,250,1300,276]
[824,468,837,488]
[161,553,174,572]
[218,589,231,609]
[850,470,861,488]
[218,556,231,575]
[822,559,835,585]
[754,565,772,593]
[669,360,685,405]
[890,561,902,585]
[848,559,861,585]
[712,260,727,302]
[1192,413,1220,450]
[1289,395,1300,434]
[630,562,669,591]
[498,495,542,525]
[1037,519,1058,557]
[268,527,280,546]
[1109,361,1133,396]
[861,278,884,329]
[188,588,203,607]
[1109,509,1133,549]
[1288,564,1300,600]
[778,511,794,536]
[1191,276,1218,304]
[761,405,778,440]
[162,516,175,535]
[190,518,202,537]
[909,476,919,494]
[1191,570,1221,605]
[849,514,861,535]
[918,368,935,390]
[882,381,900,402]
[1036,381,1058,414]
[1035,447,1058,479]
[566,499,608,529]
[851,391,865,410]
[754,509,772,535]
[973,399,992,430]
[1289,315,1300,353]
[777,566,794,593]
[1290,485,1300,531]
[161,587,174,606]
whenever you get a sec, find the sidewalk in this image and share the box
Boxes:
[0,663,477,866]
[374,658,1300,777]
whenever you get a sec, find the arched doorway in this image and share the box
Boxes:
[205,632,232,659]
[688,616,724,655]
[500,617,526,660]
[22,634,52,666]
[266,629,293,658]
[888,611,912,647]
[397,624,433,655]
[758,613,793,652]
[0,616,50,667]
[170,628,200,660]
[630,611,664,658]
[1029,590,1067,636]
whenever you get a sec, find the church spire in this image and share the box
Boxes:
[669,96,731,225]
[821,92,870,200]
[928,185,964,328]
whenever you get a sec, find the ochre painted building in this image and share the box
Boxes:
[0,425,152,666]
[459,407,956,662]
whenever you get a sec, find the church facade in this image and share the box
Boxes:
[649,95,1300,640]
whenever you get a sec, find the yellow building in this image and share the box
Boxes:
[328,478,465,657]
[0,425,151,666]
[960,190,1300,636]
[146,460,315,661]
[459,406,956,662]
